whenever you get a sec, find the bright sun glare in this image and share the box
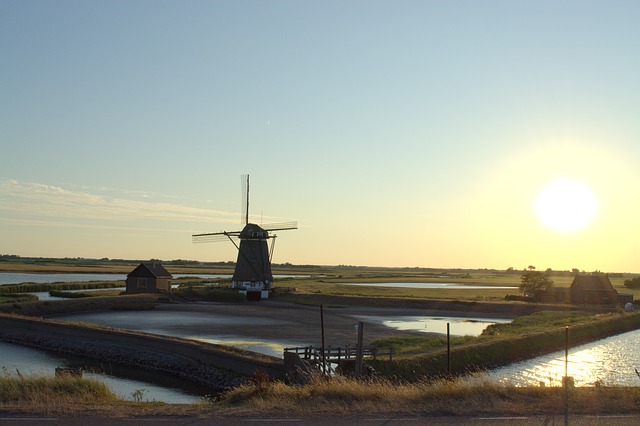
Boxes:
[535,178,598,233]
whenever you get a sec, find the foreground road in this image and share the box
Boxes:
[1,414,639,425]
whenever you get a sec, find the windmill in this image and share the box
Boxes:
[192,175,297,299]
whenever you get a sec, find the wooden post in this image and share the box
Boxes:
[447,322,451,375]
[320,304,326,374]
[563,325,570,425]
[355,321,364,378]
[564,326,569,379]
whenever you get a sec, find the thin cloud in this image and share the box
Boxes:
[0,179,237,224]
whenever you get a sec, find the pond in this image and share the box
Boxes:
[0,341,207,403]
[353,314,511,336]
[484,329,640,387]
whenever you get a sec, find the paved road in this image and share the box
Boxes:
[1,414,639,425]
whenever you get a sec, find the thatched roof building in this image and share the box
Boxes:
[125,262,173,294]
[570,274,619,306]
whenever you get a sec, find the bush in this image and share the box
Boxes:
[624,277,640,289]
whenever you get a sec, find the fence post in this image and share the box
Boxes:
[355,322,364,378]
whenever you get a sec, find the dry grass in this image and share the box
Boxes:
[2,374,640,417]
[0,375,118,414]
[218,375,640,416]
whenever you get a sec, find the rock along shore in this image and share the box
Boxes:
[0,314,289,392]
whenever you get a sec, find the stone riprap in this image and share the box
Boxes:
[0,314,288,391]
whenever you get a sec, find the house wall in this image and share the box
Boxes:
[125,276,172,294]
[570,289,619,306]
[155,278,171,292]
[126,276,157,293]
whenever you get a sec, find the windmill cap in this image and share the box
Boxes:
[239,223,269,239]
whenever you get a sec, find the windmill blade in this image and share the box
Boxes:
[241,174,249,225]
[192,231,240,243]
[261,221,298,232]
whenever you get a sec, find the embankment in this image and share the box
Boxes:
[0,314,289,391]
[372,311,640,379]
[282,293,582,316]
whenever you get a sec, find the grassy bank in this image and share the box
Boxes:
[370,310,640,379]
[0,281,125,294]
[0,294,158,316]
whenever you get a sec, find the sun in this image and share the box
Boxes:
[535,178,598,233]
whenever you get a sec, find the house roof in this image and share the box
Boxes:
[571,274,616,292]
[127,262,173,278]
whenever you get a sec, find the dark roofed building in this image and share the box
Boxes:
[570,274,619,306]
[126,262,173,294]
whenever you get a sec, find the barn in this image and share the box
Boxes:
[125,262,173,294]
[570,274,619,306]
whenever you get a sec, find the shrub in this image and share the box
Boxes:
[624,277,640,289]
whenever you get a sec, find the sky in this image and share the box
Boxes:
[1,1,638,273]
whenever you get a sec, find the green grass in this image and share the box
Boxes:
[483,311,591,335]
[371,335,475,356]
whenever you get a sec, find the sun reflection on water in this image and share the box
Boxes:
[486,329,640,387]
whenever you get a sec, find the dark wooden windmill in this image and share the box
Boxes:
[192,175,297,299]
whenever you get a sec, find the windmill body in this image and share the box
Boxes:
[192,175,296,299]
[231,223,273,292]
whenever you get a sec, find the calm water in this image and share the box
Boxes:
[353,315,511,336]
[0,272,307,285]
[0,272,128,285]
[57,309,306,357]
[0,341,205,403]
[485,329,640,387]
[0,272,234,285]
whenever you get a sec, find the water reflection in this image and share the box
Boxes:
[58,309,304,357]
[0,341,204,403]
[485,329,640,386]
[354,315,511,336]
[189,337,297,358]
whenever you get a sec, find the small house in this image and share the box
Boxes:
[570,274,619,306]
[125,262,173,294]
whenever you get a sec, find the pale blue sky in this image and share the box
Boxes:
[1,1,639,272]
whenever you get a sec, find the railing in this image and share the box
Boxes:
[284,345,393,371]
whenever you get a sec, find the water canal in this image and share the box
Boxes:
[0,341,205,403]
[484,328,640,387]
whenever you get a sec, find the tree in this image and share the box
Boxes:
[520,271,554,293]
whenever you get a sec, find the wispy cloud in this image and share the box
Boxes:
[0,179,237,225]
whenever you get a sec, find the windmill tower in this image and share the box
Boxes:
[192,175,297,299]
